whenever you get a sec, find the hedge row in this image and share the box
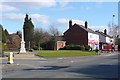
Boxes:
[60,45,90,51]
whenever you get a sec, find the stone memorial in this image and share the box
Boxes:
[20,28,26,53]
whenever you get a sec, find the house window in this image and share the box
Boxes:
[90,35,92,38]
[95,36,98,39]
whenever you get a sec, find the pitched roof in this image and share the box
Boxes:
[95,31,113,38]
[73,23,98,34]
[64,22,99,35]
[50,35,65,41]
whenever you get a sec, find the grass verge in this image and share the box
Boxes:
[36,50,96,58]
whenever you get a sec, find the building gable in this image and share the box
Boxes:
[64,23,88,45]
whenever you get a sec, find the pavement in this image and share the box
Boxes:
[1,52,119,79]
[1,51,119,59]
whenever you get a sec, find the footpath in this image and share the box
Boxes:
[1,52,43,60]
[98,51,119,56]
[0,51,119,60]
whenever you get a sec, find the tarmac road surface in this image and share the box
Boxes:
[1,52,119,79]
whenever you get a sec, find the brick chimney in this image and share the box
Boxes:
[104,29,107,35]
[85,21,88,29]
[69,20,72,28]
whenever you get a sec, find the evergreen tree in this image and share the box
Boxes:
[23,14,34,49]
[0,24,7,43]
[4,29,9,36]
[0,25,2,42]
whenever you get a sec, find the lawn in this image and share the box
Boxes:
[0,41,2,48]
[36,50,97,57]
[0,42,2,56]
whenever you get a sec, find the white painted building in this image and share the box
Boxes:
[96,29,114,44]
[88,32,99,50]
[96,29,114,50]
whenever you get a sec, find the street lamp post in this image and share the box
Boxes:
[112,15,115,27]
[112,15,115,38]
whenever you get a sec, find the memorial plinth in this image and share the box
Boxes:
[20,29,26,53]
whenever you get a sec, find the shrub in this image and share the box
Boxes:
[60,45,91,51]
[84,45,90,51]
[60,45,82,50]
[72,45,81,50]
[32,46,38,50]
[2,43,8,51]
[60,45,70,50]
[80,45,85,51]
[59,48,64,50]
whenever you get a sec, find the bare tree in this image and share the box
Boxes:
[108,22,112,35]
[108,23,119,38]
[49,25,60,36]
[33,28,50,50]
[49,25,62,50]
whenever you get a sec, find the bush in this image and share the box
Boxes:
[60,45,90,51]
[66,45,74,50]
[84,45,90,51]
[80,45,85,51]
[32,46,38,50]
[73,45,81,50]
[59,48,64,50]
[64,45,80,50]
[60,45,82,50]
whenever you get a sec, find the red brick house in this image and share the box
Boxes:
[64,20,99,50]
[7,44,18,50]
[64,20,87,45]
[7,34,21,50]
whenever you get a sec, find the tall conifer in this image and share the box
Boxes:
[23,14,34,49]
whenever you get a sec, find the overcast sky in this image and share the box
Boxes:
[0,0,119,34]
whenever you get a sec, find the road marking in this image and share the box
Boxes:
[71,61,74,63]
[99,63,113,65]
[16,64,20,65]
[103,53,118,56]
[40,58,47,60]
[39,61,47,63]
[58,58,63,59]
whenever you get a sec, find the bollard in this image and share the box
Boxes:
[7,52,14,64]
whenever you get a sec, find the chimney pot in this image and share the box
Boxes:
[69,20,72,28]
[85,21,88,29]
[104,29,107,35]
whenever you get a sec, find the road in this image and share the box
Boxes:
[1,52,119,79]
